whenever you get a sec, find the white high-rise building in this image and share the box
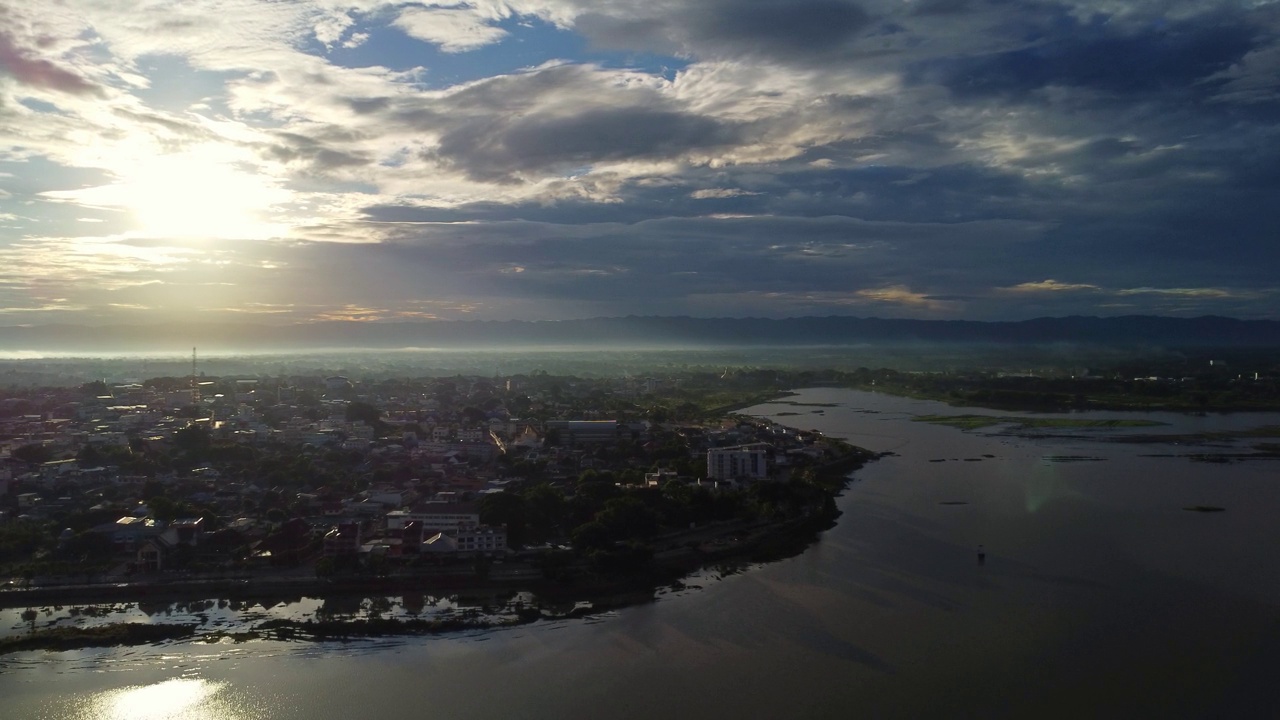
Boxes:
[706,443,771,480]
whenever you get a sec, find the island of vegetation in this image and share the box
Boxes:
[912,415,1167,431]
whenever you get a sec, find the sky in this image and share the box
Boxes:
[1,0,1278,326]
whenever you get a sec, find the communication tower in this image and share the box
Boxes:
[191,347,201,404]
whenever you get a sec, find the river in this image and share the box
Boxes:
[3,389,1279,718]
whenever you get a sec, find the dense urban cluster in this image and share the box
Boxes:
[0,371,859,589]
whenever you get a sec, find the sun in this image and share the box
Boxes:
[121,148,291,240]
[50,144,293,241]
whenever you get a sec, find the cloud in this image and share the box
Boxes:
[913,15,1258,101]
[393,7,509,53]
[691,188,758,199]
[431,104,742,181]
[0,0,1277,323]
[1116,286,1242,298]
[573,0,872,64]
[263,130,374,172]
[312,7,356,48]
[1001,280,1101,293]
[855,285,953,310]
[1207,40,1280,104]
[0,29,101,96]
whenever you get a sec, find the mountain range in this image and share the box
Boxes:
[3,316,1279,354]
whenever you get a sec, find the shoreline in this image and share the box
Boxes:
[1,443,882,654]
[0,515,847,653]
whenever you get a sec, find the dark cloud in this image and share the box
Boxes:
[113,109,205,137]
[692,0,871,54]
[0,29,102,96]
[909,0,973,17]
[367,212,1047,308]
[263,131,372,172]
[219,1,1280,319]
[361,64,751,182]
[364,161,1045,227]
[430,106,741,181]
[576,0,872,63]
[348,97,391,115]
[912,13,1257,100]
[10,0,1280,321]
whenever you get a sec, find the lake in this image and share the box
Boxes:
[3,389,1279,718]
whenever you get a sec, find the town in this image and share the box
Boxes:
[4,344,1275,606]
[0,368,871,603]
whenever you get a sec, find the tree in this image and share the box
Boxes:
[571,520,611,551]
[523,483,567,542]
[173,425,210,451]
[479,492,530,547]
[588,541,653,573]
[596,496,659,540]
[175,404,203,419]
[148,496,179,522]
[76,443,103,468]
[461,406,488,425]
[142,479,165,500]
[345,401,381,425]
[12,443,52,465]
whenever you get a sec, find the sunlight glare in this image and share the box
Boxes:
[80,678,232,720]
[47,145,292,241]
[123,150,290,240]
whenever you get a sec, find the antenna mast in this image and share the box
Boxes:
[191,347,200,404]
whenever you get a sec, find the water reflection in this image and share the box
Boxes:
[75,678,258,720]
[5,389,1280,718]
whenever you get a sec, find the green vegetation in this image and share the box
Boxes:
[846,364,1280,412]
[482,448,872,579]
[1250,427,1280,438]
[913,414,1167,430]
[769,401,840,407]
[1113,425,1280,445]
[627,359,1280,416]
[0,623,197,654]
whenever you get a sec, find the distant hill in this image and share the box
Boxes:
[2,315,1279,353]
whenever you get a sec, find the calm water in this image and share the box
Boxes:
[3,389,1279,718]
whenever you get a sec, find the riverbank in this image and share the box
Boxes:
[0,521,825,653]
[1,444,882,654]
[0,623,197,654]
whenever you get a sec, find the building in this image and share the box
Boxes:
[421,525,507,555]
[323,521,362,557]
[387,503,481,532]
[706,443,771,480]
[90,515,163,549]
[644,469,679,487]
[389,501,506,555]
[544,420,618,445]
[136,518,204,572]
[457,427,485,442]
[452,525,506,554]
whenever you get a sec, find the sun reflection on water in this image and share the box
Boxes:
[75,678,254,720]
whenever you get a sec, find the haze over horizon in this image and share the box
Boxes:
[2,1,1278,326]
